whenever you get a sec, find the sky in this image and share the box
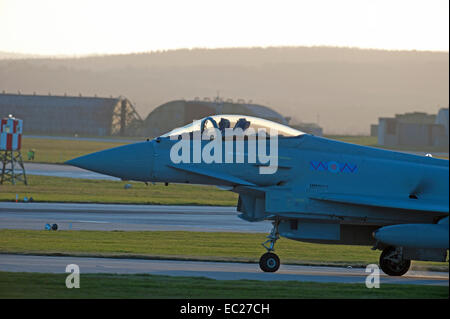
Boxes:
[0,0,448,55]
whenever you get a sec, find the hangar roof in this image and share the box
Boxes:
[0,93,120,109]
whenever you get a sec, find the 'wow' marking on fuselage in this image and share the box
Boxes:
[310,161,357,173]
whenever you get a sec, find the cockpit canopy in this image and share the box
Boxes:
[160,115,305,138]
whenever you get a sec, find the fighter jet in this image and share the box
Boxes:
[67,115,449,276]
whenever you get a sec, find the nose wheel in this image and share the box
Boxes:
[259,252,280,272]
[259,219,281,273]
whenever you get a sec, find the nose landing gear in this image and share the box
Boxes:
[259,219,281,272]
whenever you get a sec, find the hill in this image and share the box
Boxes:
[0,46,447,134]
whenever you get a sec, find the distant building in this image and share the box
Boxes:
[376,109,449,148]
[370,124,378,137]
[0,93,142,136]
[436,108,449,138]
[144,98,289,138]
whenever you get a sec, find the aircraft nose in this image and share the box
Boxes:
[66,141,153,181]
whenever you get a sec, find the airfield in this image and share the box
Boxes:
[0,137,448,298]
[0,196,448,288]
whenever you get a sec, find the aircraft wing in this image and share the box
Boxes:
[309,193,449,214]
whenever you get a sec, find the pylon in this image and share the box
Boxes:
[0,149,27,185]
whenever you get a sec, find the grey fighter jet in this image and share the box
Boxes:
[67,115,449,276]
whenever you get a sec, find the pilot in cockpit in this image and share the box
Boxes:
[160,114,304,139]
[219,117,252,135]
[218,118,230,134]
[233,118,251,131]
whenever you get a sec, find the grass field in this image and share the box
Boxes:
[0,175,238,206]
[0,230,446,271]
[0,271,447,299]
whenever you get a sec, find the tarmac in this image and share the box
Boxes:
[0,254,447,286]
[0,202,272,232]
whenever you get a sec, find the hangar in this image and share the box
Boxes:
[143,98,288,138]
[0,93,291,138]
[0,93,142,136]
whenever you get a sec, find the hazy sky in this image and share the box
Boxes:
[0,0,448,55]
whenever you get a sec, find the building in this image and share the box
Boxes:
[143,98,289,138]
[376,109,449,148]
[370,124,378,137]
[436,108,449,137]
[0,93,142,136]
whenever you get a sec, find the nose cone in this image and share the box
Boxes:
[66,141,153,181]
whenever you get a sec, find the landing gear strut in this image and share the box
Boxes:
[379,246,411,276]
[259,219,281,272]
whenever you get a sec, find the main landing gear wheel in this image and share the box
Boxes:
[259,252,280,272]
[379,246,411,276]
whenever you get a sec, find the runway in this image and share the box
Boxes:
[0,202,448,286]
[0,254,447,286]
[0,202,272,232]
